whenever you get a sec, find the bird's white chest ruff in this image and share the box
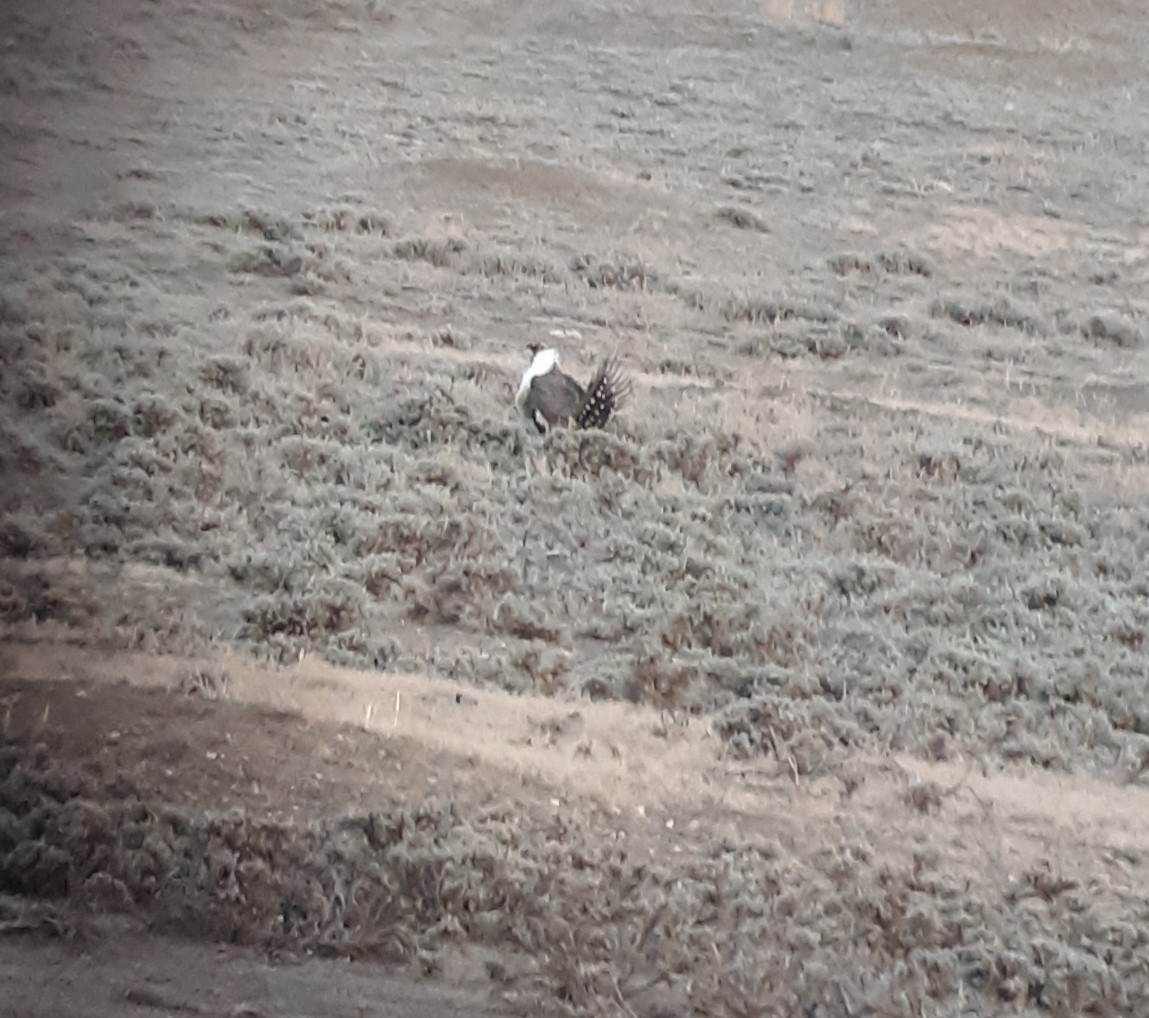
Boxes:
[515,348,558,412]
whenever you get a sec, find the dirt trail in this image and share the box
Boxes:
[0,899,511,1018]
[7,636,1149,868]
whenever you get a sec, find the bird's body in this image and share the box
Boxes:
[515,344,631,434]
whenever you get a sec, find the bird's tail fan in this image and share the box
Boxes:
[575,357,632,429]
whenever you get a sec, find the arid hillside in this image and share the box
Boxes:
[3,0,1149,1015]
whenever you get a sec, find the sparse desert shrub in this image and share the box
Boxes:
[228,549,315,595]
[427,325,471,350]
[227,246,304,278]
[627,651,709,711]
[363,388,525,463]
[390,236,466,268]
[904,780,945,814]
[407,561,518,627]
[486,596,564,644]
[354,507,491,566]
[712,694,862,774]
[716,205,770,232]
[112,199,162,222]
[1022,576,1068,612]
[849,509,937,564]
[570,253,657,290]
[916,450,961,482]
[67,397,133,451]
[176,665,230,699]
[512,645,573,694]
[198,209,301,242]
[242,326,327,376]
[827,253,875,275]
[929,296,1043,334]
[406,454,463,490]
[540,429,653,484]
[661,278,709,311]
[470,251,564,284]
[277,436,359,486]
[297,242,354,285]
[127,533,205,571]
[0,514,45,558]
[195,393,238,430]
[354,513,429,562]
[0,571,100,627]
[720,170,785,191]
[11,367,61,410]
[830,559,899,598]
[241,577,368,642]
[356,554,405,598]
[654,598,769,661]
[721,296,837,325]
[306,206,391,235]
[0,295,32,326]
[877,313,913,338]
[199,355,250,395]
[129,393,183,437]
[0,430,62,499]
[1081,313,1142,349]
[877,249,933,276]
[649,432,748,490]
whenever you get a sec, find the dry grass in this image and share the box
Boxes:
[5,270,1149,772]
[1,731,1147,1017]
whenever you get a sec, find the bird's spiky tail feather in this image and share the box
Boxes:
[575,357,633,429]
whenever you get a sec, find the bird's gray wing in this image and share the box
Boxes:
[526,371,587,432]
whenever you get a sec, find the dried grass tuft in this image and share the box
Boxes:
[715,205,770,232]
[929,296,1044,335]
[721,296,838,325]
[1080,313,1143,349]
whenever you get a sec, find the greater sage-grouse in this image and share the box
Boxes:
[515,343,632,434]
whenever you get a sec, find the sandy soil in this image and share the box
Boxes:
[4,0,1149,1014]
[1,899,511,1018]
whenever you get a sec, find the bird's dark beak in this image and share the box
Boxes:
[526,342,543,356]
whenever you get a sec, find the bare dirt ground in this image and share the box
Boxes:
[3,0,1149,1014]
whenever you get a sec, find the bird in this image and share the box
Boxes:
[514,343,632,434]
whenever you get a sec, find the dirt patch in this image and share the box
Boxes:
[0,897,516,1018]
